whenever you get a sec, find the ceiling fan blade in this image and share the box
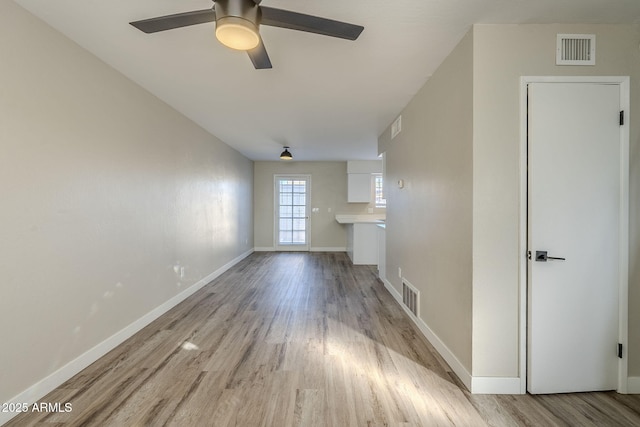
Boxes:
[260,7,364,41]
[247,37,272,69]
[130,9,216,33]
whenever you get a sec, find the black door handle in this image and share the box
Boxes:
[534,250,565,262]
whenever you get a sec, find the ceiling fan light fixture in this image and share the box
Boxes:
[215,16,259,51]
[130,0,364,69]
[280,147,293,160]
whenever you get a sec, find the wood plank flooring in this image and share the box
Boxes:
[7,252,640,426]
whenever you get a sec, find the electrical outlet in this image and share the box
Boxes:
[180,267,185,279]
[398,267,402,278]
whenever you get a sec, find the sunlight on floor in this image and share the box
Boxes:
[324,322,456,425]
[181,341,200,351]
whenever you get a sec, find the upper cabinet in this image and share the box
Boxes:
[348,173,372,202]
[347,160,382,203]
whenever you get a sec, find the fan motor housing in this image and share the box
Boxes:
[215,0,262,28]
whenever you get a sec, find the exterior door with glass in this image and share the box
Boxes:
[275,175,310,251]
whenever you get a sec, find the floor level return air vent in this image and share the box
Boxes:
[402,280,419,317]
[556,34,595,65]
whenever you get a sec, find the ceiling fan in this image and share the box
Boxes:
[130,0,364,69]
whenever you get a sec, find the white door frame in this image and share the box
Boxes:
[274,174,311,251]
[519,76,630,394]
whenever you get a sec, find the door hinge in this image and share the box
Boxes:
[618,343,623,358]
[620,111,624,126]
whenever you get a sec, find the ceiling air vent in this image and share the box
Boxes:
[556,34,595,66]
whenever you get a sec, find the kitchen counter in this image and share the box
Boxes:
[334,214,385,224]
[336,215,385,265]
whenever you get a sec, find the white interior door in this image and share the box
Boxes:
[527,82,621,394]
[275,175,310,251]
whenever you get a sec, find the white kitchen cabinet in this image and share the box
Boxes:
[346,223,378,265]
[346,160,382,204]
[336,214,385,266]
[347,173,371,203]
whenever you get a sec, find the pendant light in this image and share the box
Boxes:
[280,146,293,160]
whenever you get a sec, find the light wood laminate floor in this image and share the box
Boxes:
[7,252,640,426]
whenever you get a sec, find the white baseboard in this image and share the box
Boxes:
[382,277,402,301]
[381,278,525,394]
[471,377,523,394]
[628,377,640,393]
[0,249,253,427]
[255,247,347,253]
[381,278,473,392]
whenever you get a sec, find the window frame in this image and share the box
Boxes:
[373,173,386,208]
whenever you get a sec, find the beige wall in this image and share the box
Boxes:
[379,23,640,383]
[379,31,474,372]
[253,161,384,250]
[472,23,640,378]
[0,1,253,403]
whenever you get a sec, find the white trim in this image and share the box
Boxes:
[381,278,526,394]
[255,247,346,253]
[628,377,640,394]
[617,77,630,394]
[0,249,253,427]
[382,277,400,299]
[471,377,523,394]
[519,78,529,394]
[381,278,472,392]
[520,76,630,394]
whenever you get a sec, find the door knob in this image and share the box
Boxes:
[534,250,565,262]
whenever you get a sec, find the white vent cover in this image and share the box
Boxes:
[391,115,402,139]
[402,280,419,317]
[556,34,596,65]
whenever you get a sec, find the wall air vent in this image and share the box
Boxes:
[391,115,402,139]
[556,34,595,66]
[402,279,419,317]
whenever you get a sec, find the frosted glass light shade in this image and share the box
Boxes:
[215,17,259,51]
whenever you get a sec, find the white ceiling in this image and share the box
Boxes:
[13,0,640,161]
